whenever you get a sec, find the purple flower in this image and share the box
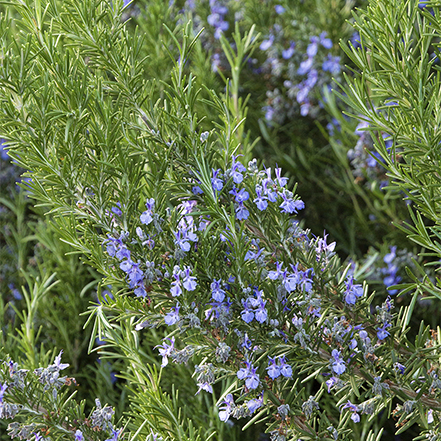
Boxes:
[211,279,226,302]
[230,155,247,184]
[325,376,339,393]
[279,191,305,214]
[377,322,391,340]
[279,356,293,377]
[275,167,288,187]
[331,349,346,375]
[307,36,319,57]
[283,270,299,293]
[192,185,204,195]
[253,185,268,211]
[237,361,260,389]
[255,301,268,323]
[282,42,295,59]
[359,330,368,340]
[322,54,341,74]
[344,276,363,305]
[211,53,221,73]
[218,393,235,421]
[182,267,197,291]
[205,297,232,323]
[236,202,249,220]
[0,383,7,404]
[394,362,405,375]
[298,269,314,293]
[174,218,198,252]
[247,394,264,413]
[297,57,314,75]
[164,304,180,326]
[260,35,274,51]
[75,430,84,441]
[111,205,122,217]
[53,350,69,370]
[170,273,182,297]
[300,101,311,116]
[316,234,336,259]
[305,69,318,88]
[263,105,274,121]
[105,429,122,441]
[245,239,262,261]
[211,169,224,192]
[275,5,285,14]
[267,356,292,379]
[241,299,254,323]
[341,401,360,423]
[140,198,155,225]
[196,382,213,394]
[319,31,333,49]
[229,186,249,203]
[268,261,284,280]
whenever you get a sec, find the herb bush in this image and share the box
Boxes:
[1,0,441,440]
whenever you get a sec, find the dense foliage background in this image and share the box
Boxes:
[1,0,441,440]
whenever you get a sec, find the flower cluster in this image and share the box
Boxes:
[0,354,120,441]
[259,27,342,122]
[96,150,403,435]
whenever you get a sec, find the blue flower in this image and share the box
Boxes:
[307,36,319,57]
[377,323,391,340]
[164,304,180,326]
[74,430,84,441]
[230,155,247,184]
[182,267,197,291]
[253,185,268,211]
[298,57,314,75]
[0,382,7,404]
[229,186,249,203]
[267,357,280,379]
[279,191,305,214]
[211,169,224,192]
[268,261,284,280]
[394,362,405,375]
[211,279,226,302]
[245,239,262,261]
[236,202,249,220]
[255,300,268,323]
[344,276,363,305]
[322,54,341,74]
[282,42,295,59]
[331,349,346,375]
[274,5,285,14]
[325,376,339,393]
[105,429,122,441]
[174,218,198,252]
[170,269,182,297]
[196,382,213,394]
[111,204,122,217]
[260,35,274,51]
[218,393,235,421]
[341,401,360,423]
[140,198,155,225]
[267,356,292,379]
[247,394,264,413]
[53,350,69,370]
[237,361,260,389]
[319,31,333,49]
[241,299,254,323]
